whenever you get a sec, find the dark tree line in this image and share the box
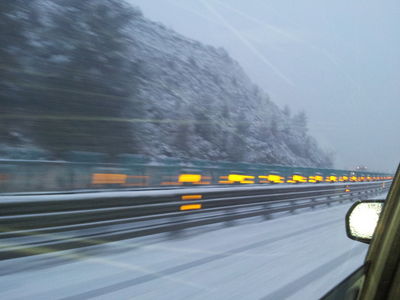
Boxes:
[1,0,143,157]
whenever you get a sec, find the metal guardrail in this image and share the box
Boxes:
[0,181,390,260]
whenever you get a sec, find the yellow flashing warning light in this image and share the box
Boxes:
[326,176,338,183]
[228,174,255,184]
[259,174,284,184]
[180,204,202,211]
[309,175,323,183]
[269,174,285,183]
[178,174,202,183]
[288,174,307,183]
[181,194,202,200]
[228,174,243,182]
[92,173,127,184]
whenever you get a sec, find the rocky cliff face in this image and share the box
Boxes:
[0,0,332,167]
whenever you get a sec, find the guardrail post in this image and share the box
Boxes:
[310,198,317,209]
[349,192,354,202]
[263,204,272,220]
[355,192,359,201]
[168,213,185,239]
[289,200,297,214]
[224,207,235,226]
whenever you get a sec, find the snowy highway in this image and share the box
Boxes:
[0,194,384,300]
[1,1,398,300]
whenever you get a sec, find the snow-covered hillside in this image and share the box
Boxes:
[0,0,332,167]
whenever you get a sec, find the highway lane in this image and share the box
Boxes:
[0,181,386,264]
[0,196,381,300]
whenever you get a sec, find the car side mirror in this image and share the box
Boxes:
[346,200,385,244]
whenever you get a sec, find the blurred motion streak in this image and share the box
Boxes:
[218,176,234,184]
[0,157,391,193]
[266,174,285,183]
[181,195,203,200]
[124,175,149,186]
[180,204,202,211]
[178,174,202,184]
[228,174,255,184]
[308,174,323,183]
[325,175,338,183]
[287,174,307,183]
[91,173,127,184]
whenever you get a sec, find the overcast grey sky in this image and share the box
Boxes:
[128,0,399,172]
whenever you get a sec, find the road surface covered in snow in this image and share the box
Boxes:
[1,196,384,300]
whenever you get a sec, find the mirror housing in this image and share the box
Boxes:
[346,200,385,244]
